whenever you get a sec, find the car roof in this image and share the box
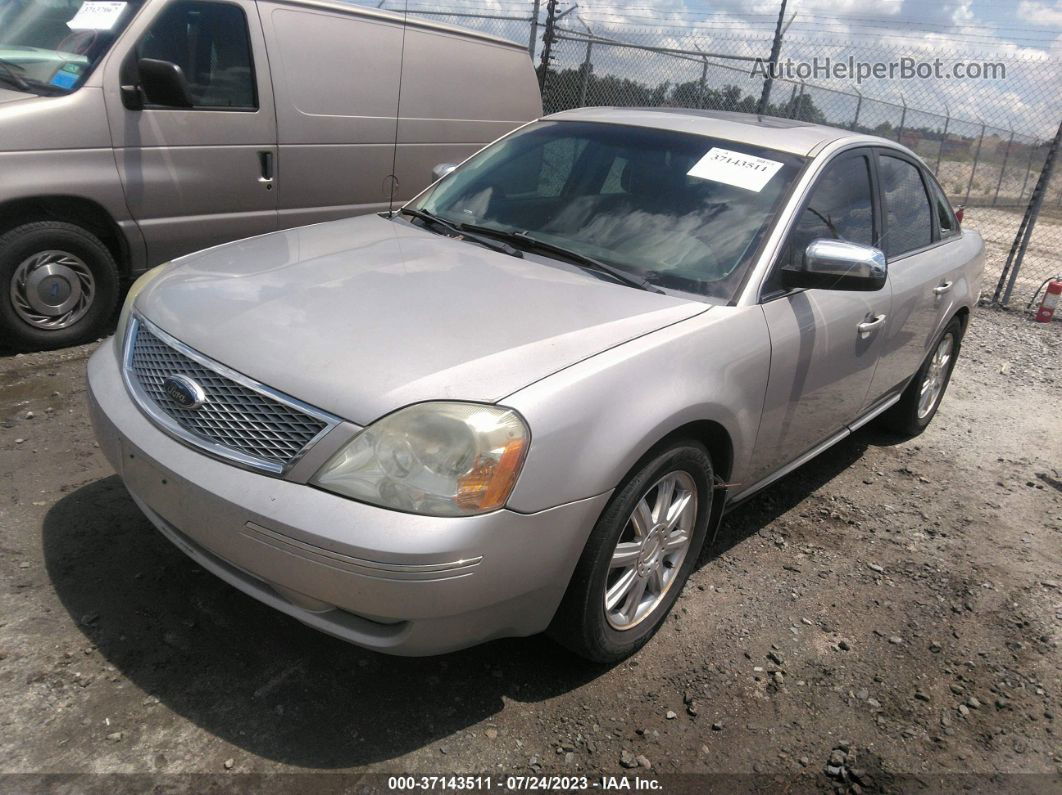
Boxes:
[543,107,897,157]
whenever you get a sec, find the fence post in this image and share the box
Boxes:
[852,88,862,129]
[528,0,541,59]
[1017,142,1036,204]
[537,0,557,95]
[992,128,1014,207]
[577,17,593,107]
[756,0,788,115]
[695,46,708,109]
[963,122,986,206]
[934,108,950,175]
[995,119,1062,306]
[897,94,907,143]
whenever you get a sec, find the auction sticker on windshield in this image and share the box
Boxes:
[687,147,784,192]
[67,1,128,30]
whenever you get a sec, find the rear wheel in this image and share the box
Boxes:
[549,441,713,663]
[880,316,964,437]
[0,221,120,351]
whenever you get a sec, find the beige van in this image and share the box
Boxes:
[0,0,541,350]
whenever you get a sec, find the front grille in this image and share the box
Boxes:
[126,319,332,471]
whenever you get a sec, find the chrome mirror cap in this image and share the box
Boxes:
[432,163,458,182]
[782,238,887,292]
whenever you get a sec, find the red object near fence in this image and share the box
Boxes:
[1035,279,1062,323]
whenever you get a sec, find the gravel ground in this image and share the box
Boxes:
[0,306,1059,790]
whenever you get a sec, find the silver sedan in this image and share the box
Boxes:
[87,109,984,661]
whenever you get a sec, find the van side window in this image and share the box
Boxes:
[878,154,934,257]
[136,1,256,109]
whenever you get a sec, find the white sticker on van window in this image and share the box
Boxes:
[687,147,784,192]
[66,1,128,30]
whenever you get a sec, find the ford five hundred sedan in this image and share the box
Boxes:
[88,109,985,662]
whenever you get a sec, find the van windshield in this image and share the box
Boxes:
[412,120,805,302]
[0,0,143,95]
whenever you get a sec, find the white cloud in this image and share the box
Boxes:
[1017,1,1062,27]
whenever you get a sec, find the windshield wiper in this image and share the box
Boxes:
[0,59,30,91]
[399,207,522,258]
[459,224,664,294]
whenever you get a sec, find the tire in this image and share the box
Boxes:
[0,221,120,352]
[549,441,714,663]
[880,315,964,438]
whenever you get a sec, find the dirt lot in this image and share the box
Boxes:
[1,307,1059,790]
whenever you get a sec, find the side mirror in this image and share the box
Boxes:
[780,238,887,292]
[137,58,193,108]
[432,163,457,182]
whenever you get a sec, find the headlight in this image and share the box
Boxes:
[311,402,529,517]
[113,264,171,357]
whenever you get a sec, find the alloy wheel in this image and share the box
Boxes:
[917,332,954,419]
[604,470,698,631]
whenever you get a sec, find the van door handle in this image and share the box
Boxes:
[857,314,886,337]
[933,281,953,297]
[258,151,274,187]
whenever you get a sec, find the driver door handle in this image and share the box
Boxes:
[933,281,953,296]
[857,314,887,337]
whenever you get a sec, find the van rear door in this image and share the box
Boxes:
[102,0,278,265]
[392,27,542,202]
[258,3,403,228]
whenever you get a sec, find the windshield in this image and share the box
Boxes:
[0,0,142,95]
[413,120,805,302]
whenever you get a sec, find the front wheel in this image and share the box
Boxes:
[549,441,713,663]
[0,221,120,352]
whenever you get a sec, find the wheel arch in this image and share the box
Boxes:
[0,196,130,276]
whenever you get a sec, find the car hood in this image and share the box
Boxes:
[136,214,709,424]
[0,86,33,105]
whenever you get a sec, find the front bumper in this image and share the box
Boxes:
[87,340,609,655]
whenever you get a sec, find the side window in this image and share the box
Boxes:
[925,173,958,238]
[136,1,256,109]
[783,153,875,269]
[878,154,933,257]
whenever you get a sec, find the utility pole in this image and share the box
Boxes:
[538,0,558,94]
[528,0,541,60]
[756,0,788,116]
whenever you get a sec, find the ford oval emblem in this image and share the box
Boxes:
[162,374,206,410]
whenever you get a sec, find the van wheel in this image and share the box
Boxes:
[549,441,713,663]
[880,316,964,438]
[0,221,120,352]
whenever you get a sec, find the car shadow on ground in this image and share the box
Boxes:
[41,425,901,768]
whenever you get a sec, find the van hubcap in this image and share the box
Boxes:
[917,333,954,419]
[605,471,697,631]
[10,250,95,330]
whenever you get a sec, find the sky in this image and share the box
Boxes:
[374,0,1062,138]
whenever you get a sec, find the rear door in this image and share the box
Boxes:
[750,147,891,480]
[103,0,278,265]
[865,150,964,400]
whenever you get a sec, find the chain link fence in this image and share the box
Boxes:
[351,2,1062,314]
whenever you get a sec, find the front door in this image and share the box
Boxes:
[751,148,891,479]
[103,0,278,265]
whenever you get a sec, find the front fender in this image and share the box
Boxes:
[503,305,771,513]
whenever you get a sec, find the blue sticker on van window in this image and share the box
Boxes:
[50,64,82,90]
